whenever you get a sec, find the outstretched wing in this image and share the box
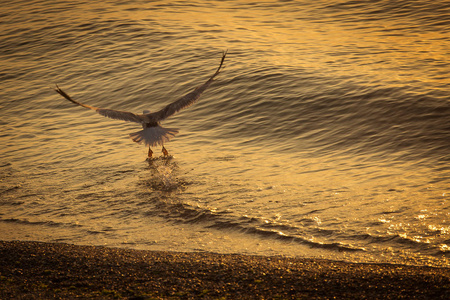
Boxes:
[55,50,227,124]
[143,50,227,123]
[54,85,144,124]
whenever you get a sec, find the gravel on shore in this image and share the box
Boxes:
[1,240,449,299]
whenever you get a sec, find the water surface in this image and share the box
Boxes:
[1,0,449,267]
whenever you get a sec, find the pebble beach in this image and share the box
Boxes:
[1,240,449,299]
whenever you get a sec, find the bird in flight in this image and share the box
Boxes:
[55,51,227,158]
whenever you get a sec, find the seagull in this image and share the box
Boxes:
[55,51,227,158]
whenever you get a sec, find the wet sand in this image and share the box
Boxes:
[1,240,449,299]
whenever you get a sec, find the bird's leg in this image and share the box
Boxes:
[148,147,153,158]
[162,146,169,157]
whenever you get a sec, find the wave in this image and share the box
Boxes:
[0,217,82,228]
[323,0,450,31]
[143,199,365,253]
[197,69,449,166]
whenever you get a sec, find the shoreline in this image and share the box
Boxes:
[1,240,449,299]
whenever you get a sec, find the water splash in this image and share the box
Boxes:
[143,158,185,192]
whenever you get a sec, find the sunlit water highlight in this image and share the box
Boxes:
[1,0,449,267]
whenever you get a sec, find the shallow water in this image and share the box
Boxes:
[1,0,449,267]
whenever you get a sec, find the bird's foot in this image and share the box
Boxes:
[162,146,169,157]
[148,148,153,158]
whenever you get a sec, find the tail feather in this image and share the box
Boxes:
[129,126,178,147]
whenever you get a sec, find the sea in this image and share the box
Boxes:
[1,0,449,267]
